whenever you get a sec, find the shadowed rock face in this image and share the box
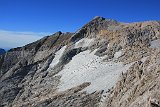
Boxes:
[0,17,160,107]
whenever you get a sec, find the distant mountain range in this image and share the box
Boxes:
[0,48,5,55]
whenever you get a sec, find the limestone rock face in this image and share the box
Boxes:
[103,49,160,107]
[0,17,160,107]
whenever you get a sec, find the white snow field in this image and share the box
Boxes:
[56,49,131,93]
[114,50,123,59]
[150,39,160,49]
[74,38,95,48]
[49,46,66,68]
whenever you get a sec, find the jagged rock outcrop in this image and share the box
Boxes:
[103,49,160,107]
[0,17,160,107]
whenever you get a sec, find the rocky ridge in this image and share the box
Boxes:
[0,17,160,107]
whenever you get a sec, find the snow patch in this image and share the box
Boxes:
[141,57,148,63]
[57,49,131,93]
[74,38,95,48]
[114,50,122,58]
[150,39,160,49]
[49,46,66,68]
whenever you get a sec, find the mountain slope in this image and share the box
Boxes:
[0,17,160,107]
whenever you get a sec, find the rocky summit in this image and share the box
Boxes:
[0,16,160,107]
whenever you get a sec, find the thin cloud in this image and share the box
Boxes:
[0,30,50,49]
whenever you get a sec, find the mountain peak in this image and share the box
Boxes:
[53,31,62,36]
[92,16,118,23]
[93,16,105,20]
[70,16,120,42]
[82,16,119,29]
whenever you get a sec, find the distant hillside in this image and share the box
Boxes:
[0,48,5,55]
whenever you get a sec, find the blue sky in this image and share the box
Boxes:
[0,0,160,49]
